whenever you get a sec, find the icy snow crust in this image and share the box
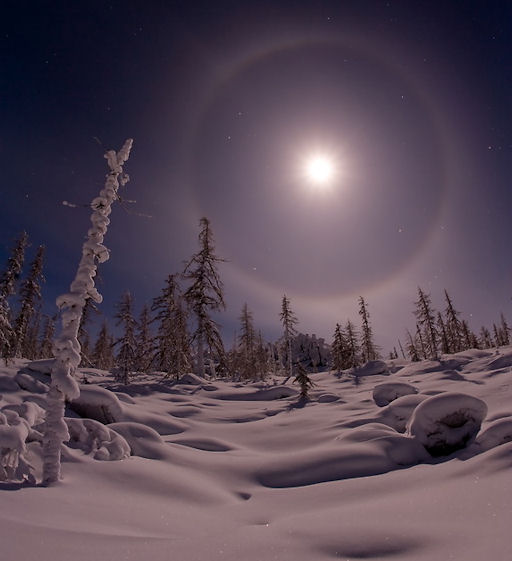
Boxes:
[0,350,511,560]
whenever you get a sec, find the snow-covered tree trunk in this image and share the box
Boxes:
[42,139,133,485]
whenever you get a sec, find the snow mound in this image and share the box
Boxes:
[407,392,487,456]
[176,373,204,385]
[476,418,512,452]
[0,375,19,392]
[486,351,512,371]
[215,386,297,401]
[25,359,54,374]
[65,418,130,461]
[317,393,340,403]
[2,401,45,428]
[354,360,389,377]
[14,371,48,394]
[69,385,123,424]
[373,382,418,406]
[377,393,427,432]
[108,422,167,459]
[171,437,233,452]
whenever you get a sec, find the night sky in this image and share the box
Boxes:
[1,1,512,351]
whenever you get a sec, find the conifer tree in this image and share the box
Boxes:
[12,245,45,358]
[415,323,426,359]
[152,274,191,379]
[397,338,406,359]
[114,291,137,384]
[443,290,463,353]
[332,323,346,374]
[24,305,42,359]
[414,287,438,360]
[294,362,314,401]
[77,298,98,366]
[236,303,257,380]
[437,312,450,355]
[39,314,56,358]
[479,325,493,349]
[358,296,378,362]
[183,217,226,377]
[499,313,510,346]
[406,329,420,361]
[0,232,28,360]
[344,320,361,368]
[92,321,115,370]
[135,304,153,373]
[461,319,477,349]
[279,294,298,378]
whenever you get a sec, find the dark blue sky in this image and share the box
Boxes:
[1,1,512,350]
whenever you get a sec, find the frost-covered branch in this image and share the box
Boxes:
[42,139,133,485]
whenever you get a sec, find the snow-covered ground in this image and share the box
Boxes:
[1,349,511,560]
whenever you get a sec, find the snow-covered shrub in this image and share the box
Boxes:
[373,382,418,407]
[69,385,123,424]
[407,392,487,456]
[0,408,35,483]
[65,418,130,461]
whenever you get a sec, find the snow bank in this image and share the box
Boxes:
[407,392,487,456]
[65,418,130,461]
[373,382,418,406]
[353,360,389,377]
[377,393,427,432]
[0,406,36,482]
[14,372,48,394]
[69,386,123,424]
[215,386,297,401]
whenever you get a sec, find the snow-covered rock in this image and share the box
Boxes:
[373,382,418,407]
[407,392,487,456]
[65,418,130,461]
[69,385,123,424]
[14,372,48,394]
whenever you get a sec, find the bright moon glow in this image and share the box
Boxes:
[305,155,334,184]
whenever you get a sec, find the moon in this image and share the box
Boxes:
[305,155,335,185]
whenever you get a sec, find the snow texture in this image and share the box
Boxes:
[0,347,511,561]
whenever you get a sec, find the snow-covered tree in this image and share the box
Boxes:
[479,325,493,349]
[23,305,42,359]
[498,313,510,346]
[414,287,438,360]
[235,303,257,380]
[358,296,379,362]
[43,138,133,485]
[461,319,478,350]
[0,231,28,361]
[12,245,45,358]
[279,294,298,378]
[114,291,137,385]
[183,217,226,377]
[406,329,420,362]
[152,274,191,379]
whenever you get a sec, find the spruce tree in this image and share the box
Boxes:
[406,329,420,361]
[479,325,493,349]
[152,274,191,379]
[183,217,226,377]
[0,231,28,361]
[345,320,361,368]
[12,245,45,358]
[437,312,450,355]
[414,287,438,360]
[279,294,298,378]
[332,323,345,374]
[499,313,510,346]
[92,321,115,370]
[77,298,98,366]
[236,303,258,380]
[135,304,153,373]
[114,291,137,385]
[358,296,378,362]
[443,290,463,353]
[39,314,56,358]
[294,362,314,401]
